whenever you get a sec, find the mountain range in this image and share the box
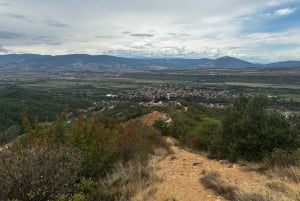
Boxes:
[0,54,300,71]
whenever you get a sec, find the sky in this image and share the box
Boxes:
[0,0,300,63]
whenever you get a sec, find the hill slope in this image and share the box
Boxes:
[0,54,299,71]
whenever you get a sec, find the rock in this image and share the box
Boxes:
[219,160,228,164]
[170,156,177,160]
[192,162,202,166]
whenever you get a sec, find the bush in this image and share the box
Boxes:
[183,117,221,151]
[121,120,161,162]
[212,95,298,162]
[0,125,21,145]
[0,111,165,201]
[0,146,83,201]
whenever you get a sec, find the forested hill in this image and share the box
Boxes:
[1,54,300,71]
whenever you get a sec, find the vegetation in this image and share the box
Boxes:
[0,110,166,201]
[201,169,300,200]
[200,170,237,200]
[0,68,300,200]
[209,95,299,162]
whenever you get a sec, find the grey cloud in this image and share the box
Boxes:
[166,33,190,38]
[0,3,10,6]
[166,33,177,37]
[180,33,190,37]
[0,31,23,39]
[5,13,33,22]
[130,45,147,49]
[145,43,153,47]
[34,36,62,45]
[0,46,8,53]
[95,35,114,39]
[129,43,153,49]
[130,33,154,37]
[164,46,186,54]
[122,31,131,34]
[45,19,69,28]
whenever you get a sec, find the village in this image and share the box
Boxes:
[121,85,238,103]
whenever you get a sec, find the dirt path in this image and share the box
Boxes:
[148,137,278,201]
[139,111,171,126]
[139,111,298,201]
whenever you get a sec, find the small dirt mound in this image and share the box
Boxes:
[140,111,170,126]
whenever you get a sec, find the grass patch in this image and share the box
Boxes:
[200,170,276,201]
[92,160,159,201]
[266,181,300,200]
[200,170,237,200]
[267,166,300,183]
[266,181,289,193]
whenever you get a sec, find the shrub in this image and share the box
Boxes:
[1,111,165,200]
[213,95,298,162]
[0,146,83,201]
[120,120,161,162]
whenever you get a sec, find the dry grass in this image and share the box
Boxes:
[200,170,277,201]
[200,170,237,200]
[93,147,168,201]
[237,160,265,172]
[265,168,300,201]
[266,166,300,183]
[266,180,300,200]
[266,181,289,193]
[95,161,158,201]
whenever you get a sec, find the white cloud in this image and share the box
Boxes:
[274,8,295,16]
[0,0,299,62]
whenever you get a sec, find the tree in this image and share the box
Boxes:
[213,95,298,162]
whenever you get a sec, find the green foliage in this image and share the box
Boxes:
[97,102,151,127]
[212,95,298,162]
[0,86,92,133]
[0,110,163,201]
[0,125,21,145]
[183,117,221,151]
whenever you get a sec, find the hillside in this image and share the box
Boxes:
[1,54,300,71]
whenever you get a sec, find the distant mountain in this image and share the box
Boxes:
[265,61,300,68]
[0,54,50,61]
[0,54,299,71]
[214,56,261,68]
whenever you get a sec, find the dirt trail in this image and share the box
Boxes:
[140,111,171,126]
[148,137,274,201]
[140,111,298,201]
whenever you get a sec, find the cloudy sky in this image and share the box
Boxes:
[0,0,300,63]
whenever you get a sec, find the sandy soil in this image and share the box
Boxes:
[147,137,298,201]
